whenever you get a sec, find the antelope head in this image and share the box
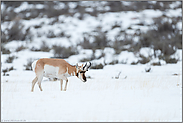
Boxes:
[76,62,91,82]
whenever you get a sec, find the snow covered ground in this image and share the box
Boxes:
[1,61,182,122]
[1,1,182,122]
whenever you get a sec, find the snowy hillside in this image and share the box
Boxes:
[1,1,182,122]
[1,1,182,68]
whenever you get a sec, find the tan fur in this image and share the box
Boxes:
[35,58,77,76]
[31,58,87,92]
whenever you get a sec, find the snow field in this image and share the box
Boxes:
[1,2,182,121]
[1,63,182,122]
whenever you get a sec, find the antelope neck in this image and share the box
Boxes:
[67,65,77,76]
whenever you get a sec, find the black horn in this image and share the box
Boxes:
[83,63,87,70]
[85,62,91,71]
[88,62,91,68]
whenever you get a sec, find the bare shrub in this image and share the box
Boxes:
[27,1,45,4]
[151,62,161,66]
[109,60,119,65]
[90,63,104,69]
[34,25,42,29]
[139,18,181,61]
[139,32,153,47]
[47,30,57,38]
[171,31,182,49]
[44,2,70,18]
[112,71,121,79]
[92,28,109,49]
[79,37,93,49]
[30,47,41,52]
[57,31,66,37]
[1,30,8,43]
[131,61,139,65]
[2,1,22,8]
[106,1,172,12]
[111,22,121,30]
[128,43,142,53]
[80,58,93,62]
[138,54,151,64]
[112,34,134,54]
[2,66,15,76]
[1,45,11,54]
[1,4,18,22]
[4,21,30,42]
[7,21,25,41]
[2,20,32,43]
[145,67,151,72]
[15,45,27,52]
[163,57,179,64]
[5,55,18,63]
[30,41,50,52]
[24,58,36,71]
[107,1,123,12]
[80,27,109,50]
[52,45,78,58]
[48,17,59,25]
[40,41,51,52]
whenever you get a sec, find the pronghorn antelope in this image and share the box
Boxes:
[31,58,91,92]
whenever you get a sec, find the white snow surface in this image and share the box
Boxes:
[1,1,182,121]
[1,61,182,122]
[14,2,44,13]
